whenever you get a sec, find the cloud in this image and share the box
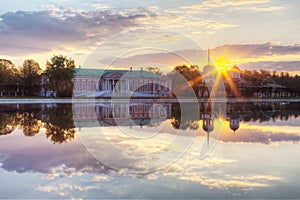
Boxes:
[92,174,110,182]
[219,120,300,144]
[181,0,274,11]
[98,43,300,72]
[212,43,300,59]
[247,5,285,12]
[91,4,111,10]
[36,183,99,197]
[178,174,283,190]
[179,175,268,189]
[167,0,285,31]
[182,20,237,30]
[238,61,300,72]
[0,137,112,175]
[0,7,156,56]
[99,50,207,70]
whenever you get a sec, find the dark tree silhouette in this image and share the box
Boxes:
[0,59,18,96]
[19,59,41,96]
[45,55,75,97]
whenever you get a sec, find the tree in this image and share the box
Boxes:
[19,59,41,96]
[145,66,162,75]
[0,59,18,96]
[45,55,75,97]
[167,65,202,96]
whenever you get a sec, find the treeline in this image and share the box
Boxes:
[242,69,300,95]
[166,65,202,97]
[162,65,300,97]
[0,55,75,97]
[1,58,299,98]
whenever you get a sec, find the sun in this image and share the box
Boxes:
[214,58,231,72]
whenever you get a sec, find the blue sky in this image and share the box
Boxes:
[0,0,299,73]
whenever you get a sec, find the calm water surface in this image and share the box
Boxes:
[0,100,299,198]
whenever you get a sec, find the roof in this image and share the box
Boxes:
[122,70,162,78]
[238,79,248,84]
[203,64,215,73]
[262,83,286,88]
[74,68,164,79]
[231,65,240,71]
[74,118,164,127]
[74,68,127,77]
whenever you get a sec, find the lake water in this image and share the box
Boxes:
[0,100,299,198]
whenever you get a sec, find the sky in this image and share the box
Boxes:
[0,0,300,74]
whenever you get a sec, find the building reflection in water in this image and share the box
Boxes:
[201,101,214,148]
[73,100,172,129]
[73,100,293,149]
[0,100,299,144]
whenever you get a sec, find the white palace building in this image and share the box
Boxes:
[73,68,172,97]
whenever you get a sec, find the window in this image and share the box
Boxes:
[88,83,93,91]
[88,106,92,114]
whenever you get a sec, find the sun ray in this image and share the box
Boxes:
[222,70,241,97]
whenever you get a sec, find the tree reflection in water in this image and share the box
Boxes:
[0,105,18,135]
[18,112,41,137]
[0,104,75,144]
[0,113,17,135]
[44,104,75,144]
[171,102,200,130]
[45,124,75,144]
[0,101,299,142]
[171,101,300,131]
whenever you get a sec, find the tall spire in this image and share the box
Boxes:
[208,48,211,65]
[207,132,210,149]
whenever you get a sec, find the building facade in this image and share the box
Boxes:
[224,65,248,97]
[73,68,172,97]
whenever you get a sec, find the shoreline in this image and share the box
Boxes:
[0,97,299,104]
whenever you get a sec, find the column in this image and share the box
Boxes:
[152,80,155,93]
[158,80,161,96]
[79,79,82,92]
[120,80,122,92]
[126,104,130,117]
